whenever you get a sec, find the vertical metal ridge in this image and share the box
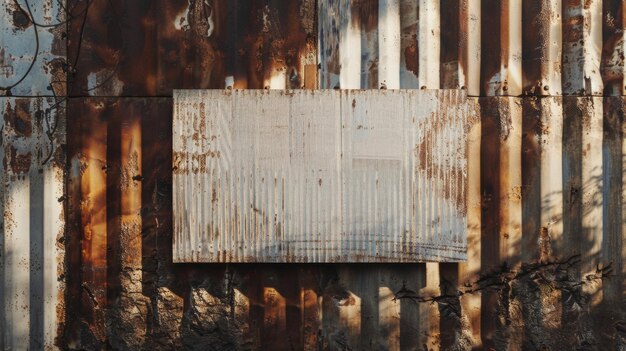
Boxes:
[541,98,563,257]
[0,0,67,96]
[316,0,626,96]
[5,99,25,350]
[6,101,32,350]
[580,97,604,304]
[340,0,360,89]
[318,0,341,89]
[523,0,563,96]
[480,0,521,96]
[29,108,43,350]
[460,0,482,95]
[602,1,626,95]
[563,0,604,95]
[418,0,440,88]
[399,0,419,89]
[600,97,625,309]
[379,0,401,89]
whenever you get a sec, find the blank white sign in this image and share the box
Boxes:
[173,90,470,262]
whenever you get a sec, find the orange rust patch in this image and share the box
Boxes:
[8,146,31,174]
[350,0,378,31]
[4,99,33,137]
[404,37,418,78]
[211,188,218,203]
[172,150,221,174]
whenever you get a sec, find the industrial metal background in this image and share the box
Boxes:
[1,0,625,349]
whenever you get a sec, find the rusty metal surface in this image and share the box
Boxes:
[64,97,428,350]
[173,89,470,263]
[0,0,66,96]
[1,97,65,350]
[66,0,317,96]
[65,97,177,349]
[61,96,624,350]
[318,0,626,97]
[0,0,610,98]
[59,0,626,97]
[1,0,625,349]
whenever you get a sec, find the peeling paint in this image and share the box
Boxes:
[0,0,66,96]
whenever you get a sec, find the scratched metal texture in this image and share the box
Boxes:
[65,0,318,96]
[173,89,470,263]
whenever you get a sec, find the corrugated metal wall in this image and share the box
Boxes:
[1,0,625,349]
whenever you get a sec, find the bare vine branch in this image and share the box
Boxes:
[393,255,613,306]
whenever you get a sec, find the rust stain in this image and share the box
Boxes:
[564,15,584,42]
[480,0,503,95]
[413,101,468,216]
[522,1,547,95]
[172,150,221,175]
[68,0,316,94]
[601,0,625,94]
[64,99,109,347]
[10,4,31,31]
[440,0,461,88]
[350,0,378,32]
[7,145,31,174]
[4,99,32,137]
[404,37,419,78]
[539,226,552,261]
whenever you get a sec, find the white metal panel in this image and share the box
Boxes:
[0,98,65,350]
[173,89,471,262]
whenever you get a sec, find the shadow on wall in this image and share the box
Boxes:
[1,97,66,350]
[3,0,625,349]
[477,96,624,350]
[60,96,626,351]
[64,98,429,350]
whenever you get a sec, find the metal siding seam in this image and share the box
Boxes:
[581,97,604,305]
